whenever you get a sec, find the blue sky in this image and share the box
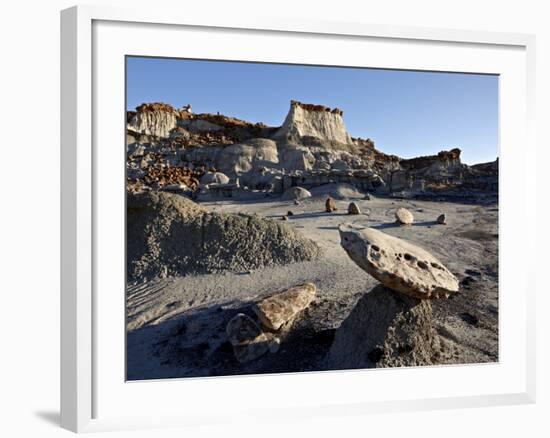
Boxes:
[126,57,498,165]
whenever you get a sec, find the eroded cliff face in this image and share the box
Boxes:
[125,100,497,199]
[128,103,179,138]
[273,100,352,145]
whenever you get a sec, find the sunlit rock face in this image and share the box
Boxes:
[273,100,352,145]
[127,103,178,138]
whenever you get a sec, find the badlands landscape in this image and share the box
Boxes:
[126,100,498,380]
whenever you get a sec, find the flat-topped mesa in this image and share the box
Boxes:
[128,102,179,138]
[273,100,352,145]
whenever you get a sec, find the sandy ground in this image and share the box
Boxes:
[127,193,498,380]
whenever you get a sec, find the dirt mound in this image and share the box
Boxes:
[127,192,322,281]
[309,183,364,200]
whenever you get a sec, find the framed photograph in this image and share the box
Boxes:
[61,5,536,433]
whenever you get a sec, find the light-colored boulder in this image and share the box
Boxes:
[395,207,414,225]
[281,186,312,201]
[226,313,278,363]
[200,171,230,186]
[253,283,316,331]
[338,225,459,299]
[348,202,361,215]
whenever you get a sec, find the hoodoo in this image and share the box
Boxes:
[274,100,352,145]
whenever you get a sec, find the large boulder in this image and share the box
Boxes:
[127,192,322,281]
[253,283,316,330]
[326,285,444,369]
[395,207,414,225]
[338,225,459,299]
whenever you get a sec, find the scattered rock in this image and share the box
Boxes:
[281,215,288,221]
[338,224,459,299]
[395,207,414,225]
[327,285,444,369]
[226,314,276,363]
[325,197,337,213]
[347,202,361,215]
[364,193,371,200]
[287,211,294,216]
[437,213,447,225]
[294,200,300,205]
[253,283,317,331]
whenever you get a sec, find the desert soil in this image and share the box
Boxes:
[127,194,498,380]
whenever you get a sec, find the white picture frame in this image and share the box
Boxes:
[60,4,537,433]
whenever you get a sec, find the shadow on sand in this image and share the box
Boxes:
[371,220,439,230]
[126,296,338,381]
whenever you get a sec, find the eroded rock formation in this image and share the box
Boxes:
[273,100,352,145]
[327,285,445,369]
[126,100,498,200]
[338,224,459,299]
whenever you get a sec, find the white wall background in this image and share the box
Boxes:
[0,0,547,436]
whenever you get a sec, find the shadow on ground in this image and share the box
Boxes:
[126,292,365,381]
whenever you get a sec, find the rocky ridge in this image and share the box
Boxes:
[126,100,498,200]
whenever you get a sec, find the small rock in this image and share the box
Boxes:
[364,193,371,200]
[253,283,317,331]
[281,215,288,221]
[437,214,446,225]
[347,202,361,215]
[287,210,294,216]
[325,197,337,213]
[338,224,459,299]
[294,200,300,205]
[395,207,414,225]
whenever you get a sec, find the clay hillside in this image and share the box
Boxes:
[126,100,498,200]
